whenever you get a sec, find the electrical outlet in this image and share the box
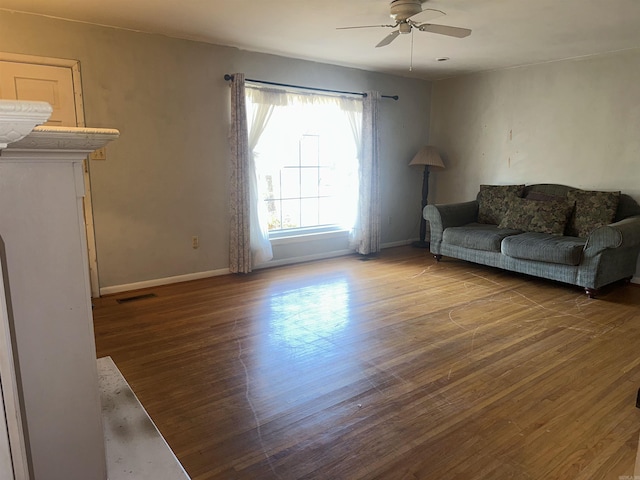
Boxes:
[192,236,199,249]
[89,147,107,161]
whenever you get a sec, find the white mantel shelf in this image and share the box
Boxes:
[7,126,120,159]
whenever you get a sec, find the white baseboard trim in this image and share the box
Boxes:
[99,268,230,296]
[632,276,639,285]
[99,241,420,296]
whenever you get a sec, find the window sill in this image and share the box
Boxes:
[269,228,350,246]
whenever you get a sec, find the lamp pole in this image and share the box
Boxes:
[414,165,430,248]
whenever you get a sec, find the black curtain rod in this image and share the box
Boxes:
[223,74,399,101]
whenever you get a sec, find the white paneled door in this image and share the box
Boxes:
[0,54,101,298]
[0,61,77,125]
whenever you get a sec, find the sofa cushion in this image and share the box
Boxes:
[443,223,521,252]
[477,184,525,225]
[566,190,620,237]
[498,198,574,235]
[501,232,586,266]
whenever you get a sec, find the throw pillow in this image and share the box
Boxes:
[566,190,620,238]
[477,184,525,225]
[499,198,574,235]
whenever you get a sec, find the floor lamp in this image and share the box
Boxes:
[409,146,445,248]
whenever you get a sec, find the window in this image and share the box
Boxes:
[266,134,338,230]
[246,87,362,236]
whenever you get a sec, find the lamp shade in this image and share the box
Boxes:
[409,146,445,169]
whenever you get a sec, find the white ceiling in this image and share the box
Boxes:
[2,0,640,80]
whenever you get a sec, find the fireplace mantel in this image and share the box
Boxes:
[6,125,120,154]
[0,100,119,480]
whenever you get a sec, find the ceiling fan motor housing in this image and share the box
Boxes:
[399,23,412,34]
[390,0,423,21]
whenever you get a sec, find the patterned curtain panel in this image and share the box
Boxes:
[229,73,252,273]
[354,91,381,255]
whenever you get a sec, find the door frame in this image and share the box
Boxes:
[0,52,101,298]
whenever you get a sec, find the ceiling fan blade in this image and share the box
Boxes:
[376,30,401,48]
[408,8,446,22]
[417,23,472,38]
[337,24,396,30]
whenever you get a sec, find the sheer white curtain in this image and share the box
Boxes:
[246,87,287,266]
[353,91,381,255]
[339,98,363,237]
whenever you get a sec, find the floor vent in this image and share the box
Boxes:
[116,293,157,304]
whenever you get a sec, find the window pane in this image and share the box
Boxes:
[300,135,319,167]
[300,168,319,198]
[301,198,319,227]
[265,172,281,201]
[266,199,281,231]
[318,167,334,197]
[281,199,300,229]
[318,154,333,167]
[319,197,339,225]
[280,168,300,199]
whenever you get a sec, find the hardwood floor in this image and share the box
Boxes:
[92,246,640,479]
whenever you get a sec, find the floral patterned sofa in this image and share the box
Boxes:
[424,184,640,297]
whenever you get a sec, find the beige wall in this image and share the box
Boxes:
[0,10,432,289]
[429,49,640,280]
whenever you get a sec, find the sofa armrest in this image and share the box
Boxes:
[424,200,479,254]
[584,215,640,256]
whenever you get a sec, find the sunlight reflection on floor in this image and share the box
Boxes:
[267,278,350,354]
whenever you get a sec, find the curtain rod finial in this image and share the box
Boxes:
[224,74,234,81]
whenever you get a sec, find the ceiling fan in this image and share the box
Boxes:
[338,0,472,48]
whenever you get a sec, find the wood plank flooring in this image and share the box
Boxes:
[92,246,640,479]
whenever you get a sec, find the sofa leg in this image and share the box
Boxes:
[584,287,598,298]
[434,254,443,262]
